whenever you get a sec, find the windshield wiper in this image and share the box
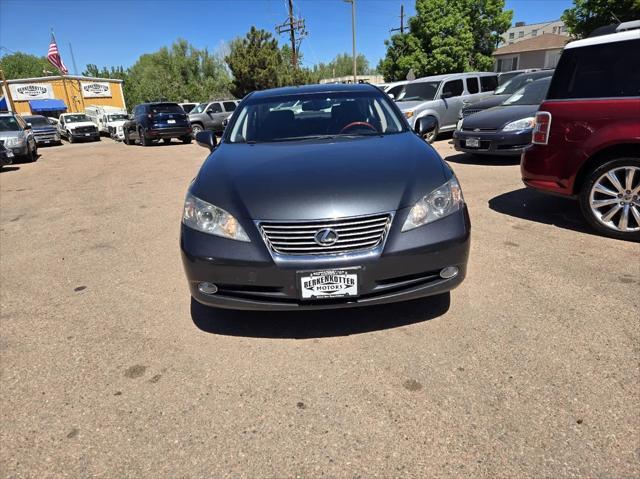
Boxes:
[269,135,336,142]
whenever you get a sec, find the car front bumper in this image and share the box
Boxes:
[453,129,532,156]
[8,144,28,157]
[181,207,471,310]
[70,131,100,140]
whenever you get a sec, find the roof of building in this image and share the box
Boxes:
[505,19,562,29]
[5,75,123,84]
[493,34,570,56]
[249,82,378,99]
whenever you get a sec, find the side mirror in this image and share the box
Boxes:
[195,130,217,151]
[417,116,437,136]
[26,123,32,128]
[128,114,134,120]
[441,91,453,99]
[222,118,229,128]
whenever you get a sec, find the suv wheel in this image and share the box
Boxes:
[420,121,439,143]
[68,131,74,144]
[579,158,640,241]
[191,124,203,136]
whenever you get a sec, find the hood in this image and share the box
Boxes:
[463,94,509,112]
[191,132,448,221]
[0,131,22,139]
[108,120,127,128]
[396,100,432,111]
[66,121,96,129]
[462,105,539,131]
[31,125,57,132]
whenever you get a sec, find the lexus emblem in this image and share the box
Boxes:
[314,228,339,246]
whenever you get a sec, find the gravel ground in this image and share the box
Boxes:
[1,136,638,478]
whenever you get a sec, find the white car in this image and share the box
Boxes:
[85,106,128,141]
[57,113,100,143]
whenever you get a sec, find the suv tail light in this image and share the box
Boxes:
[532,111,552,145]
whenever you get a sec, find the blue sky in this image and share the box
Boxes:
[1,0,573,74]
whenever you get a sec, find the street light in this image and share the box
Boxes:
[343,0,357,83]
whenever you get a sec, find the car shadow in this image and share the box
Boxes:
[445,152,521,166]
[190,293,451,339]
[488,187,597,235]
[0,166,20,173]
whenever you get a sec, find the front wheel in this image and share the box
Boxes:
[68,132,75,144]
[191,124,203,136]
[419,120,439,144]
[139,128,149,147]
[579,158,640,241]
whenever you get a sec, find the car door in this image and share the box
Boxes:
[439,79,465,129]
[204,102,225,131]
[463,77,484,107]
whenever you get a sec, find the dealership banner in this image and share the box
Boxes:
[81,81,112,98]
[9,83,54,101]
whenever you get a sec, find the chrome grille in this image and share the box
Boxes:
[259,213,392,255]
[462,108,482,118]
[75,126,97,134]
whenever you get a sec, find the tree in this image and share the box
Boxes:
[562,0,640,38]
[225,27,288,97]
[311,53,373,80]
[0,52,53,79]
[83,64,128,81]
[124,39,231,106]
[378,0,512,81]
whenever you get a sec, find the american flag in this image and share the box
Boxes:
[47,33,68,75]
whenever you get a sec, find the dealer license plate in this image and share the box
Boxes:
[465,137,480,148]
[299,269,359,299]
[84,133,91,136]
[167,119,176,124]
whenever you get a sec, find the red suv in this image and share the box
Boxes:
[521,24,640,241]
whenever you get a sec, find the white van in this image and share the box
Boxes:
[85,105,129,140]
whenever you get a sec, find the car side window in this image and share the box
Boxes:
[480,75,498,92]
[209,103,223,113]
[387,84,404,98]
[223,101,237,112]
[442,80,464,98]
[466,77,479,94]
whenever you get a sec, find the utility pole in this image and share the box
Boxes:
[275,0,307,69]
[68,42,79,75]
[390,4,405,34]
[0,69,16,112]
[343,0,357,83]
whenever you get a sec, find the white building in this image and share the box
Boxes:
[500,19,569,46]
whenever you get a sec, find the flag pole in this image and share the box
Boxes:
[52,28,73,112]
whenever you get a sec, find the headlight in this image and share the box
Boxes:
[402,177,464,231]
[182,193,250,242]
[404,110,414,119]
[4,136,25,147]
[502,117,535,131]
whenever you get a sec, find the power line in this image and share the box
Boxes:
[275,0,307,69]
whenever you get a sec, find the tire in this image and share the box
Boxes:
[68,132,75,144]
[139,128,149,147]
[181,135,192,144]
[191,124,203,136]
[421,122,439,144]
[123,133,131,145]
[578,157,640,241]
[163,138,172,144]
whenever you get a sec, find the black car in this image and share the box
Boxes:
[123,102,192,146]
[460,70,553,119]
[453,77,552,156]
[23,115,61,146]
[181,83,470,310]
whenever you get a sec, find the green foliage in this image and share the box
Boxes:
[0,52,53,79]
[562,0,640,38]
[311,53,372,80]
[125,39,231,107]
[82,64,128,80]
[225,27,288,97]
[379,0,512,81]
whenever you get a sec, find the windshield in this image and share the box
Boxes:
[151,103,183,114]
[495,73,547,95]
[228,91,406,143]
[0,116,20,132]
[396,81,440,102]
[65,114,90,123]
[108,114,128,122]
[25,116,50,126]
[190,103,207,114]
[502,79,551,106]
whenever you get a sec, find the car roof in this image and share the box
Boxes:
[565,28,639,49]
[412,72,495,83]
[249,82,378,99]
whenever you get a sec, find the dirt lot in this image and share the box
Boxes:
[1,137,638,478]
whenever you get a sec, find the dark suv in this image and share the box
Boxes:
[521,24,640,240]
[123,102,192,146]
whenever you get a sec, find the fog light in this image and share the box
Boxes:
[440,266,459,279]
[198,282,218,295]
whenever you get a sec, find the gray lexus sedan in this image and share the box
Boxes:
[181,83,470,310]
